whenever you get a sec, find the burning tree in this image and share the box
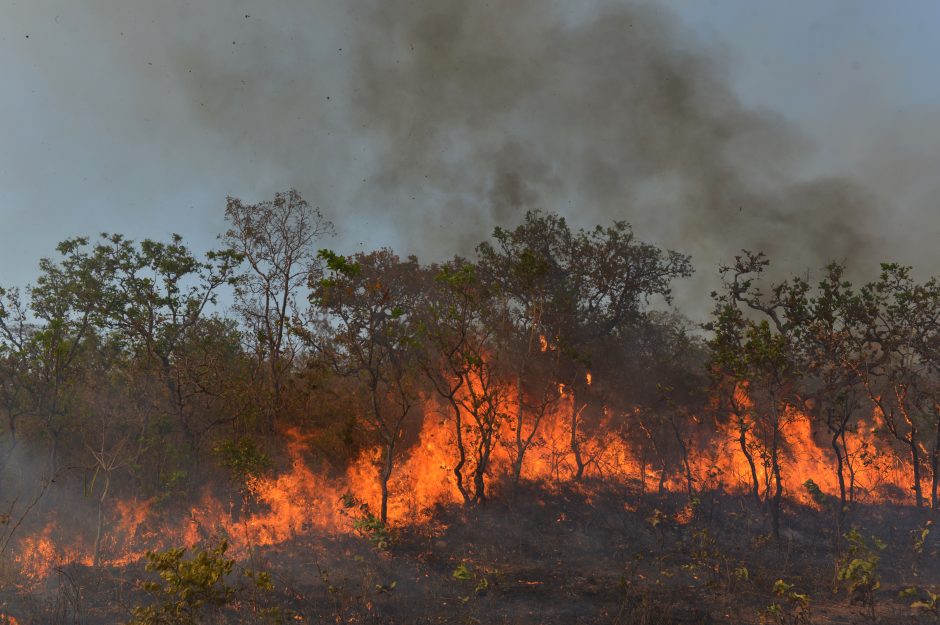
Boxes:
[477,210,692,480]
[709,252,802,539]
[715,255,870,529]
[308,249,425,524]
[851,264,940,510]
[419,259,510,504]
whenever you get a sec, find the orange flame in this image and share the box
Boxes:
[7,376,926,582]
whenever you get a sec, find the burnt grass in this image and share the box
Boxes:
[6,483,940,624]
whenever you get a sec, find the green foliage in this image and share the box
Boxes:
[128,541,236,625]
[213,437,271,486]
[802,479,829,507]
[317,249,362,283]
[353,513,391,551]
[912,520,933,577]
[160,470,189,497]
[127,540,281,625]
[760,579,811,625]
[900,585,940,616]
[451,563,472,580]
[451,561,490,598]
[340,493,392,550]
[837,528,885,615]
[683,528,750,594]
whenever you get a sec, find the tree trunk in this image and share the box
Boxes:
[93,472,111,567]
[737,416,761,506]
[449,397,471,505]
[670,417,695,501]
[570,398,586,481]
[932,414,940,511]
[910,432,924,509]
[841,429,857,503]
[831,428,847,532]
[639,448,648,493]
[512,376,526,485]
[769,402,783,541]
[474,442,490,505]
[379,442,394,524]
[771,434,783,540]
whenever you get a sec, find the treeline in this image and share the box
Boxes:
[3,190,940,553]
[709,252,940,537]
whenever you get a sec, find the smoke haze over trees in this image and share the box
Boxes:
[5,1,940,313]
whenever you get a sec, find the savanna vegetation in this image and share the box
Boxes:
[4,191,940,623]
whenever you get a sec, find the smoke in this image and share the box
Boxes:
[156,2,874,300]
[6,1,890,312]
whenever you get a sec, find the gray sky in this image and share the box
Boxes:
[4,1,940,317]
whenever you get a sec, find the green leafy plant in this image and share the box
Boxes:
[213,437,271,486]
[340,493,392,550]
[900,585,940,617]
[911,520,933,577]
[452,563,472,580]
[837,528,885,621]
[127,540,284,625]
[684,528,749,594]
[760,579,811,625]
[451,561,490,599]
[802,479,829,507]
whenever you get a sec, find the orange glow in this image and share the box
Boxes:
[8,377,927,582]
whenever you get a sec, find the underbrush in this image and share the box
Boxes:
[2,485,940,624]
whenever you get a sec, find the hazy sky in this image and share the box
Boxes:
[4,1,940,315]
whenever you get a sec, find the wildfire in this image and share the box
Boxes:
[7,376,927,585]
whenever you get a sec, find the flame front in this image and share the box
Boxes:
[7,376,926,584]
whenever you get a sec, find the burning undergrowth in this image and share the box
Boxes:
[4,392,940,624]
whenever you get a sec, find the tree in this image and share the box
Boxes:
[719,256,868,527]
[25,237,118,475]
[625,313,707,500]
[223,190,333,430]
[706,296,763,506]
[789,264,866,526]
[0,288,31,490]
[477,211,692,480]
[308,249,424,524]
[419,260,510,503]
[90,233,240,458]
[77,343,140,567]
[851,264,940,509]
[708,252,801,538]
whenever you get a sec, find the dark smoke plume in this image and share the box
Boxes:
[97,1,877,309]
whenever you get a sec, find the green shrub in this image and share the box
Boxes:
[127,540,279,625]
[340,492,392,550]
[213,437,271,486]
[760,579,811,625]
[837,528,885,620]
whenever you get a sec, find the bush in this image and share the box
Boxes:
[127,540,278,625]
[837,528,885,621]
[760,579,811,625]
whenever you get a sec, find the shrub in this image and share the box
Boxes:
[127,540,279,625]
[837,528,885,621]
[760,579,811,625]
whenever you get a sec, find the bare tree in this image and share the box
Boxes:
[224,190,333,430]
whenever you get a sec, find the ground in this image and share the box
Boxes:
[3,483,940,624]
